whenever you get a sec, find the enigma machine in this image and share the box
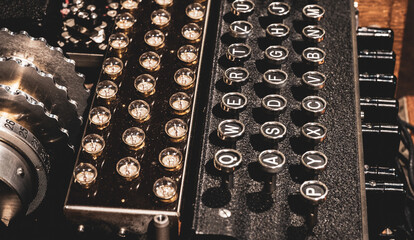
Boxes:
[0,0,411,239]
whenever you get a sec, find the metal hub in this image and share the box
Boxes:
[0,29,89,225]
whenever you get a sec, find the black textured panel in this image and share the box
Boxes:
[0,0,49,20]
[192,0,367,239]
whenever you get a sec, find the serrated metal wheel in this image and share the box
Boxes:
[0,29,90,225]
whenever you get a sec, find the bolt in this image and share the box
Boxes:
[16,168,24,177]
[218,209,231,218]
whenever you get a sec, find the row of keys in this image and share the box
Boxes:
[231,1,325,22]
[293,2,330,229]
[223,67,327,90]
[221,91,327,117]
[230,20,325,43]
[216,119,327,143]
[226,43,326,65]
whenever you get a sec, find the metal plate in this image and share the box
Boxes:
[65,0,212,235]
[0,28,90,117]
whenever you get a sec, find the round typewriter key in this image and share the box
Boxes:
[301,96,327,117]
[260,121,287,142]
[229,20,253,39]
[107,9,117,17]
[214,149,242,172]
[267,2,290,18]
[266,23,289,40]
[262,94,287,114]
[300,180,328,229]
[258,150,286,174]
[302,25,325,43]
[303,4,325,22]
[221,92,247,113]
[302,47,325,66]
[153,177,178,202]
[159,147,183,171]
[301,151,328,174]
[265,45,289,65]
[231,0,255,17]
[302,71,326,90]
[300,180,328,204]
[226,43,251,62]
[224,67,249,86]
[301,122,327,143]
[258,150,286,193]
[214,149,242,189]
[217,119,245,141]
[263,69,288,89]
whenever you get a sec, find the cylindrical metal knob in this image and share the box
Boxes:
[258,150,285,193]
[154,214,170,240]
[214,149,242,188]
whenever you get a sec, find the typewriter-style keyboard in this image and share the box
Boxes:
[191,0,367,239]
